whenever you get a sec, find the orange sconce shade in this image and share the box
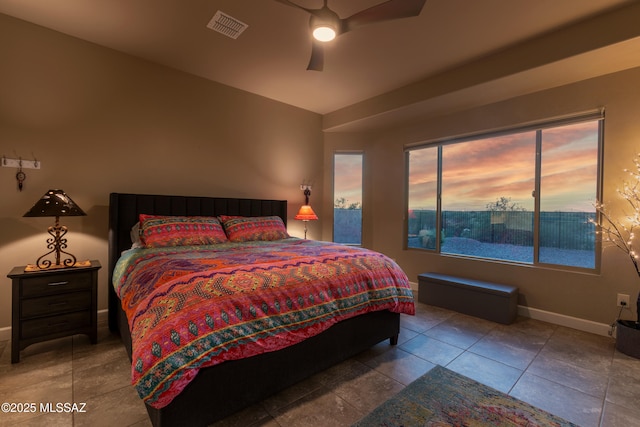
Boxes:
[295,205,318,221]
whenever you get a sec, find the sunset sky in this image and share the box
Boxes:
[334,153,363,206]
[408,120,599,213]
[333,120,599,213]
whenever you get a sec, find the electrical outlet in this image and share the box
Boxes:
[617,293,630,307]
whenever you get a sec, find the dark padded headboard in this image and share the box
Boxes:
[107,192,287,332]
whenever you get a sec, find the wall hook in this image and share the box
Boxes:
[0,156,41,170]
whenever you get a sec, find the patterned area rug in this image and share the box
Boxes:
[353,365,578,427]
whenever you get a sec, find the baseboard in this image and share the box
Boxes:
[409,281,611,337]
[409,281,419,293]
[97,308,108,324]
[0,309,110,343]
[0,326,9,342]
[517,305,612,337]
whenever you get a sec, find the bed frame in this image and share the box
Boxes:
[108,192,401,427]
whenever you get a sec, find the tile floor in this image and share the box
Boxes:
[2,300,640,427]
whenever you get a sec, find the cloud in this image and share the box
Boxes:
[334,154,363,205]
[409,120,599,212]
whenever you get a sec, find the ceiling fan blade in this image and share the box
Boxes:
[273,0,320,15]
[306,40,324,71]
[342,0,427,33]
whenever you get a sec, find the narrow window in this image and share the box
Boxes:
[334,153,363,245]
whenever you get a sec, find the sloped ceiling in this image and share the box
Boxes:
[1,0,639,131]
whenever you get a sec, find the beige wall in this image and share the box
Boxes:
[4,11,640,335]
[0,14,323,331]
[325,66,640,326]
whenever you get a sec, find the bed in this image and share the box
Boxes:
[107,192,414,427]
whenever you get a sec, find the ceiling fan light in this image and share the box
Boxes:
[313,25,336,42]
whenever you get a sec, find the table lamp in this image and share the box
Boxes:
[24,189,86,269]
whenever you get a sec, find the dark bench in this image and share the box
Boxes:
[418,273,518,324]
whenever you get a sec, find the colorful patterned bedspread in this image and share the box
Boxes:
[112,238,414,408]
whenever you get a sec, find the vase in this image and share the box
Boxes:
[616,320,640,359]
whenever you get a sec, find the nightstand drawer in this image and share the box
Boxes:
[21,291,92,318]
[21,311,91,340]
[20,272,92,298]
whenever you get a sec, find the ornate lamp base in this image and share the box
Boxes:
[33,216,80,270]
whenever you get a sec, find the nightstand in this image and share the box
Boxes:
[7,260,101,363]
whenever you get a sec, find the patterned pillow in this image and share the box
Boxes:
[219,215,289,242]
[139,214,228,248]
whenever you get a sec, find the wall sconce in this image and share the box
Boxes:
[295,184,318,239]
[23,189,87,270]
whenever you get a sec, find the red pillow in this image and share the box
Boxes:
[139,215,228,248]
[219,215,289,242]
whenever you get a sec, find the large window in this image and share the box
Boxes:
[334,152,363,245]
[407,115,602,270]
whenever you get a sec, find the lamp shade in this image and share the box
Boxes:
[295,205,318,221]
[24,189,86,218]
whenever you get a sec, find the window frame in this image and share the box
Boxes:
[405,111,604,273]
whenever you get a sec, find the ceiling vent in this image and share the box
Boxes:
[207,10,248,39]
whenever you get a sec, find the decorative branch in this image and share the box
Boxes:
[591,153,640,324]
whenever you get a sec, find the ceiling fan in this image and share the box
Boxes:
[274,0,427,71]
